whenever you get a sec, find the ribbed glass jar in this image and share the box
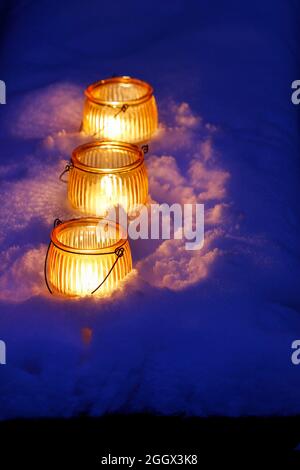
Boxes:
[82,76,158,143]
[67,140,148,216]
[45,218,132,297]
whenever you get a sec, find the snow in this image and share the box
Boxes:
[0,0,300,419]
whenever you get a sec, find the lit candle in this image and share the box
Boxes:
[62,140,148,216]
[45,218,132,297]
[82,76,158,143]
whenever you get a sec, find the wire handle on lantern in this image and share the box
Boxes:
[91,246,125,294]
[141,144,149,154]
[59,163,73,183]
[44,219,63,294]
[114,104,129,118]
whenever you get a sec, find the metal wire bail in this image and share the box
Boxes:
[91,246,125,294]
[114,103,129,118]
[44,218,64,294]
[59,162,73,183]
[141,144,149,154]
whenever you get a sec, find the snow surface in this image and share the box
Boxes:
[0,0,300,419]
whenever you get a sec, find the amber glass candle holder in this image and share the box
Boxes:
[61,140,148,216]
[82,76,158,143]
[44,218,132,297]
